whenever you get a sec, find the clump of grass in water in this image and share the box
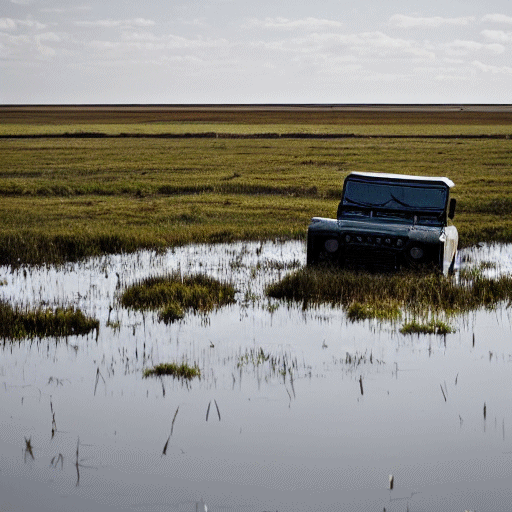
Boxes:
[143,362,201,380]
[346,301,402,321]
[0,301,99,339]
[400,319,455,335]
[266,267,512,314]
[158,302,184,324]
[121,273,235,322]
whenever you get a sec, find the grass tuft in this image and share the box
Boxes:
[121,273,235,320]
[143,362,201,380]
[158,302,185,324]
[400,319,455,335]
[0,301,99,339]
[346,301,402,321]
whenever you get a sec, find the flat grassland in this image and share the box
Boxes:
[1,105,512,264]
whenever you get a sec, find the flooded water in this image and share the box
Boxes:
[1,241,512,512]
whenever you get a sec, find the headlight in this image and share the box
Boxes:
[410,247,424,259]
[325,239,339,253]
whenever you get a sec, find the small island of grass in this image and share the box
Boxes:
[143,362,201,380]
[121,273,236,322]
[0,301,99,339]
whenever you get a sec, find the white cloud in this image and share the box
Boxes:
[472,60,512,74]
[481,29,512,43]
[87,33,228,56]
[390,14,475,28]
[443,39,505,56]
[434,74,469,82]
[325,31,435,60]
[482,14,512,24]
[181,18,210,28]
[18,19,46,30]
[246,17,343,31]
[0,17,46,31]
[0,18,16,30]
[486,43,506,53]
[75,18,156,29]
[36,32,61,43]
[40,6,91,14]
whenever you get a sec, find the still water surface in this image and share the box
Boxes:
[1,241,512,512]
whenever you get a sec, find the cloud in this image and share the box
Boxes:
[443,39,505,56]
[307,31,436,61]
[245,17,343,31]
[390,15,475,28]
[87,33,229,56]
[434,74,469,82]
[18,19,46,30]
[40,6,91,14]
[481,30,512,43]
[482,14,512,24]
[0,18,16,30]
[75,18,156,29]
[36,32,61,43]
[0,18,46,31]
[473,60,512,74]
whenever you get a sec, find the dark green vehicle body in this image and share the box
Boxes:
[307,172,458,274]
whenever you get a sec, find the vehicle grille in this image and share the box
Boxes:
[343,246,398,271]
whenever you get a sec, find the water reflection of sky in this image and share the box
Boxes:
[1,242,512,512]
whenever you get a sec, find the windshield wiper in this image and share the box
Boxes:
[344,197,381,208]
[389,193,413,208]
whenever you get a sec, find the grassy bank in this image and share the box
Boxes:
[1,107,512,264]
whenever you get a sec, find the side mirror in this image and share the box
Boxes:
[448,198,456,220]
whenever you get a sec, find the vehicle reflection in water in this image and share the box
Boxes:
[1,241,512,512]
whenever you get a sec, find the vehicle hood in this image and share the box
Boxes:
[309,217,443,244]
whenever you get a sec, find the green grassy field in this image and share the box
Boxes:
[1,106,512,264]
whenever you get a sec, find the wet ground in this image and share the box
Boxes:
[1,241,512,512]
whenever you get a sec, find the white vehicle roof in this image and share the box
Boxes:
[347,172,454,188]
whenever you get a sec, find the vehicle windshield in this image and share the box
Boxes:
[341,179,448,216]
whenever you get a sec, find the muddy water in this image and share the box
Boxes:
[1,241,512,512]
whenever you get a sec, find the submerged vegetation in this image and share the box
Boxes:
[0,301,99,339]
[121,273,235,321]
[266,267,512,315]
[237,347,300,379]
[1,106,512,264]
[143,362,201,380]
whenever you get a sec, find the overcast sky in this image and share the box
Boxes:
[1,0,512,104]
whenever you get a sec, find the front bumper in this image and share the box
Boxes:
[307,228,443,272]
